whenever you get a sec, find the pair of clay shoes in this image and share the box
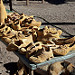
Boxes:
[29,45,54,63]
[47,61,75,75]
[6,34,33,51]
[1,25,18,44]
[37,26,62,43]
[43,26,62,38]
[0,24,16,38]
[19,13,41,27]
[51,36,75,55]
[22,42,43,58]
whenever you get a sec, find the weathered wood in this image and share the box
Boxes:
[42,0,44,3]
[26,0,29,5]
[9,0,12,11]
[29,69,34,75]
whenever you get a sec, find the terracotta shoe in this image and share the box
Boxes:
[19,42,35,55]
[19,42,42,56]
[0,24,8,36]
[12,20,21,30]
[26,42,43,58]
[19,14,28,24]
[29,45,54,63]
[47,62,64,75]
[1,37,13,44]
[52,36,75,45]
[29,20,41,27]
[7,35,33,51]
[47,61,75,75]
[2,27,11,36]
[3,29,17,37]
[9,12,20,21]
[53,42,75,55]
[2,33,25,44]
[67,63,75,75]
[43,26,62,38]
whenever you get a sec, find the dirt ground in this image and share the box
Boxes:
[0,1,75,75]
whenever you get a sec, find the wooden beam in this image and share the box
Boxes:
[9,0,12,11]
[42,0,44,3]
[26,0,29,5]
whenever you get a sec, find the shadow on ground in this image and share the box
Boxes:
[45,0,66,5]
[41,22,75,37]
[4,62,18,75]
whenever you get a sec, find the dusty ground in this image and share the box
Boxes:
[0,1,75,75]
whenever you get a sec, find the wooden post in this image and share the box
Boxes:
[9,0,12,11]
[42,0,44,3]
[29,69,34,75]
[26,0,29,5]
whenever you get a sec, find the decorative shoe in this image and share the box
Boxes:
[1,36,13,44]
[2,33,26,44]
[47,61,75,75]
[52,42,75,55]
[52,36,75,45]
[19,14,28,24]
[29,45,54,63]
[3,29,17,37]
[29,20,41,27]
[26,42,43,58]
[12,20,21,30]
[19,42,42,57]
[43,26,62,38]
[6,35,33,51]
[0,24,8,36]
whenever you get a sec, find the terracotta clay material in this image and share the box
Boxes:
[52,36,75,45]
[29,45,54,63]
[47,61,75,75]
[53,42,75,55]
[6,35,33,51]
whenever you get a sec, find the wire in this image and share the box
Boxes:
[34,16,74,37]
[12,9,74,37]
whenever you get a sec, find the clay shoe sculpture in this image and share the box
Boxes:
[6,35,33,51]
[19,13,28,24]
[52,42,75,55]
[26,42,43,58]
[0,24,8,37]
[19,42,42,56]
[47,62,64,75]
[29,19,41,27]
[12,19,21,30]
[52,36,75,45]
[3,29,17,37]
[45,27,62,38]
[47,61,75,75]
[2,32,25,44]
[29,45,54,63]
